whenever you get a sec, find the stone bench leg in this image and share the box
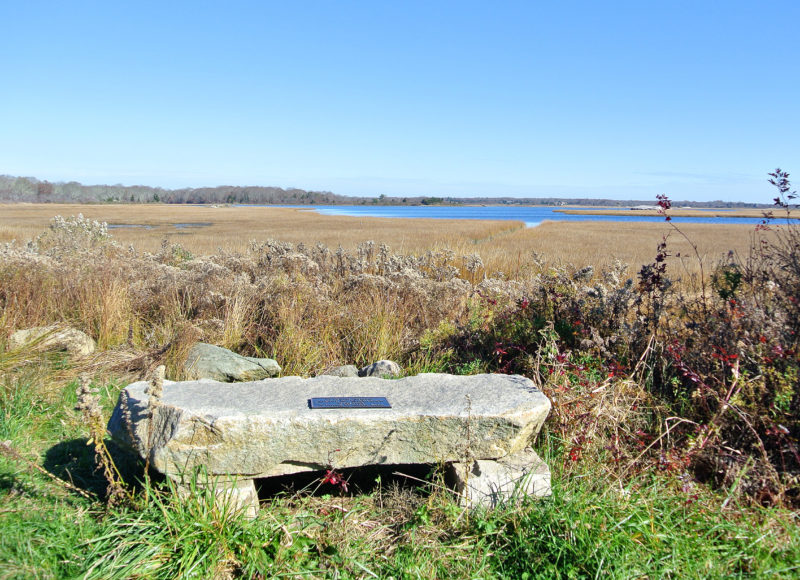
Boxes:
[178,478,260,519]
[449,448,551,509]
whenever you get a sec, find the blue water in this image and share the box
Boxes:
[287,205,766,228]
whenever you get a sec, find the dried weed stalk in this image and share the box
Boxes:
[75,374,129,506]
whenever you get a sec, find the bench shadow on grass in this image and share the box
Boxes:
[43,438,153,501]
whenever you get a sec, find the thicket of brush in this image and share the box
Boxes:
[1,171,798,577]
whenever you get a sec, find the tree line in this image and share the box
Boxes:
[0,174,767,208]
[0,175,353,205]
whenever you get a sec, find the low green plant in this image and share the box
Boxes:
[80,472,276,579]
[479,473,800,578]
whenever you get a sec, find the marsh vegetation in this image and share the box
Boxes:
[1,178,798,577]
[0,203,764,277]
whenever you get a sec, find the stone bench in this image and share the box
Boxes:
[108,373,551,515]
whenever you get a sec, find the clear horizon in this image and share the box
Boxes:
[2,1,798,203]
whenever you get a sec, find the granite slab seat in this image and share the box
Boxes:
[108,373,551,514]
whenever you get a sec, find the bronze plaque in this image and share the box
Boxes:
[309,396,391,409]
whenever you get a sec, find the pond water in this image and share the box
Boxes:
[105,207,768,230]
[174,222,213,229]
[288,205,766,228]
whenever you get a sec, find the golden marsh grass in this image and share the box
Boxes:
[495,220,766,277]
[0,203,521,255]
[0,203,771,277]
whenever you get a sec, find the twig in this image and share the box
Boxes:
[621,416,698,476]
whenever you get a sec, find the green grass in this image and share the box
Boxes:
[480,478,800,578]
[1,368,799,579]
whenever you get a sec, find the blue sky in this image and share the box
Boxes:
[2,1,798,202]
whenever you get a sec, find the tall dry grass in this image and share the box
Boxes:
[0,215,486,378]
[0,206,773,386]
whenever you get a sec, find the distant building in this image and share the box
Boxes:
[630,205,660,210]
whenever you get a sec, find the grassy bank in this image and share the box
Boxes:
[1,190,799,576]
[2,370,798,578]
